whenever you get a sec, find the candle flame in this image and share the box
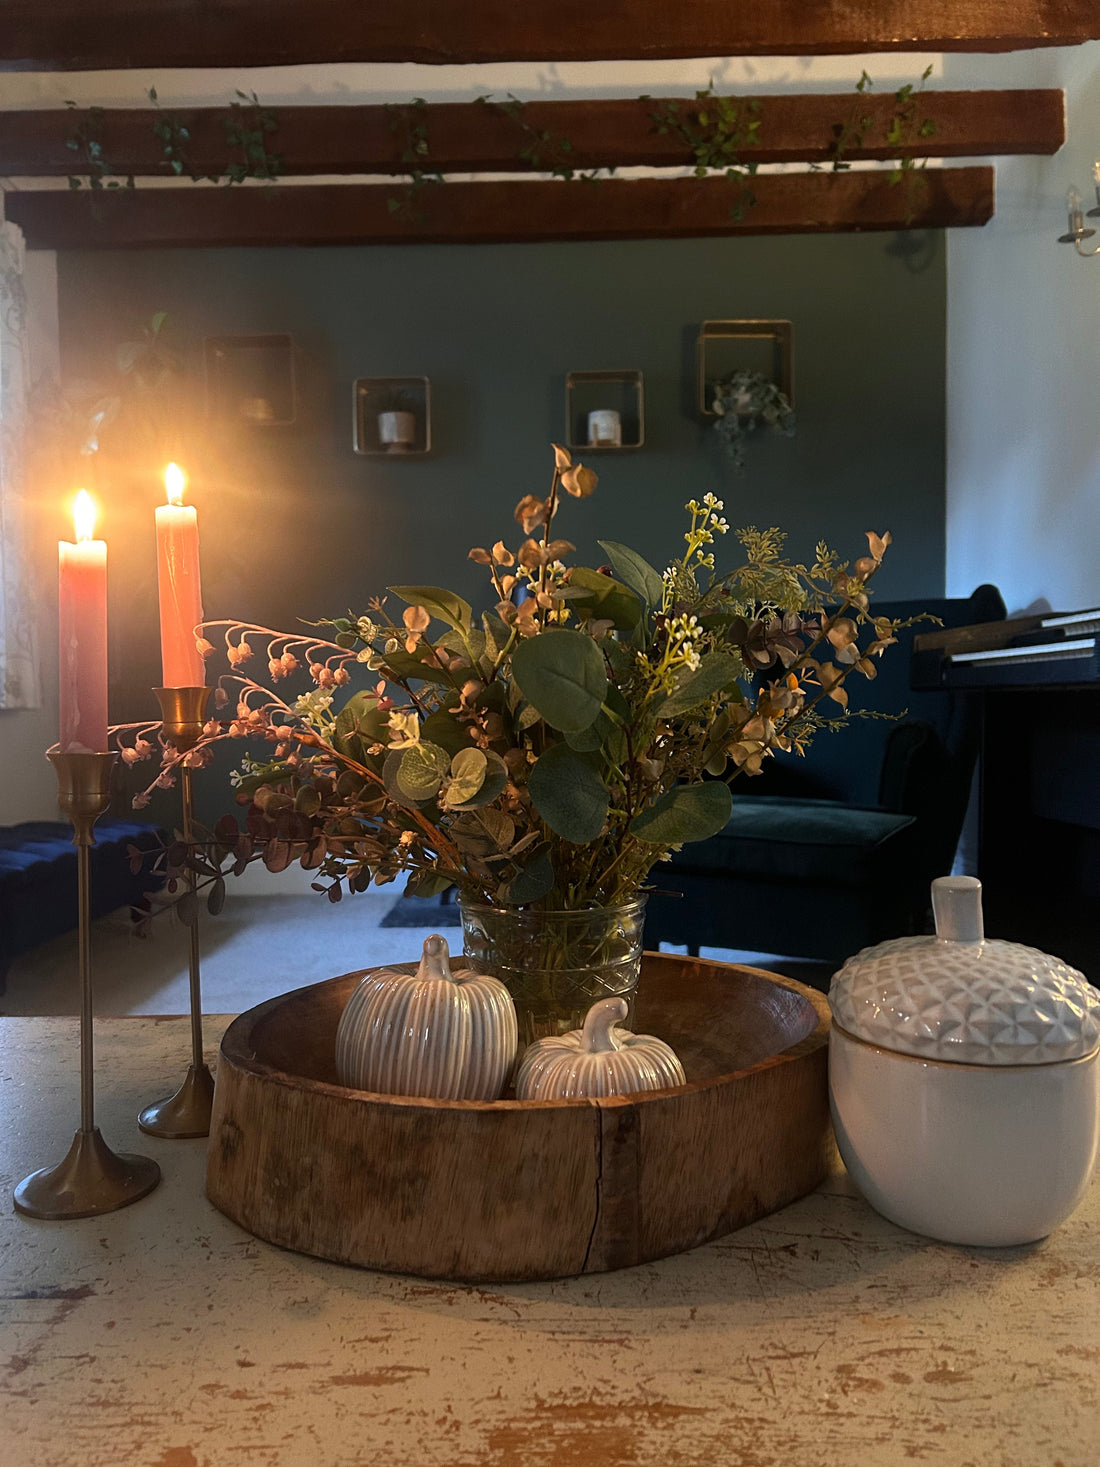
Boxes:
[72,489,97,542]
[165,463,187,507]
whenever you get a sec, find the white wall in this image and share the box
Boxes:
[0,248,61,822]
[945,43,1100,614]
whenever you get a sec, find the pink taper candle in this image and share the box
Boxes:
[155,463,205,687]
[58,490,109,752]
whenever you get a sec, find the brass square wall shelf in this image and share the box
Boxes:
[565,370,644,452]
[204,334,297,427]
[353,377,432,457]
[696,321,794,417]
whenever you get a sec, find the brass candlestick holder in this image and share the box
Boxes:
[138,687,216,1139]
[14,750,162,1220]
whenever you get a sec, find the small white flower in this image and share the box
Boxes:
[293,689,334,726]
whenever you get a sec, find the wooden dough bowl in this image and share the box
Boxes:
[206,952,832,1282]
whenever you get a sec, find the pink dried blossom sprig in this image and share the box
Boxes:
[200,621,361,686]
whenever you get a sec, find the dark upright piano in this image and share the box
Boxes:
[913,611,1100,977]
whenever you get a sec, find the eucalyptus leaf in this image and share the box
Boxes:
[378,648,452,687]
[630,781,732,845]
[403,870,454,899]
[333,690,391,756]
[563,566,642,632]
[396,740,451,801]
[388,584,472,634]
[420,709,470,758]
[511,628,608,732]
[659,652,743,718]
[563,721,603,753]
[450,807,515,857]
[445,746,487,805]
[482,608,512,661]
[438,626,485,663]
[499,841,555,906]
[444,749,508,810]
[597,539,664,611]
[527,742,609,843]
[383,749,431,809]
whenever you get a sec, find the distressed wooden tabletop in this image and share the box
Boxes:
[1,1016,1097,1467]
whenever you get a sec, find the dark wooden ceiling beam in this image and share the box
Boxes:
[5,168,995,249]
[0,92,1063,178]
[1,1,1097,69]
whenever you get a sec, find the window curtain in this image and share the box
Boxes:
[0,217,41,711]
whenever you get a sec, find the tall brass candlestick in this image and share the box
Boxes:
[14,751,161,1219]
[138,687,216,1139]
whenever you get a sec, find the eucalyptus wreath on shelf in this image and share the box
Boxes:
[117,445,902,924]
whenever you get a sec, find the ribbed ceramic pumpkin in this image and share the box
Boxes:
[515,997,687,1100]
[335,934,517,1100]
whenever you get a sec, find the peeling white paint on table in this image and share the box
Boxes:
[1,1015,1097,1467]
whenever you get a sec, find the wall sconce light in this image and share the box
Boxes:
[1058,163,1100,256]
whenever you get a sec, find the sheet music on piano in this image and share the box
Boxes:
[950,636,1096,669]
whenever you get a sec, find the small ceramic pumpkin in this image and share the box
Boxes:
[335,934,517,1101]
[515,997,686,1101]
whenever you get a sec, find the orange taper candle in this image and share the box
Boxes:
[155,463,205,688]
[58,490,109,752]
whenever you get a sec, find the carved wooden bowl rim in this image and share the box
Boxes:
[220,950,831,1113]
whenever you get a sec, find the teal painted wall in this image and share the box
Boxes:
[56,232,945,818]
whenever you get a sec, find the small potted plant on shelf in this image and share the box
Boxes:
[120,445,900,1048]
[376,386,419,453]
[710,368,796,472]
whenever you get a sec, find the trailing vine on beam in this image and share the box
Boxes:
[647,85,762,218]
[383,97,445,218]
[64,89,283,193]
[474,93,612,182]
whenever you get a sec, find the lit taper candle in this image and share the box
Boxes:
[58,490,108,753]
[155,463,205,688]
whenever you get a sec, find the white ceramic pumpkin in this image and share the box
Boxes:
[515,997,687,1101]
[335,934,517,1101]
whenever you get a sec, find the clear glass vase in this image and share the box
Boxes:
[459,898,648,1049]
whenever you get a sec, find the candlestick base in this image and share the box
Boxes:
[138,1063,215,1139]
[153,686,212,753]
[14,1128,161,1220]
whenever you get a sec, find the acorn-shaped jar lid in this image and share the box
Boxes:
[829,877,1100,1066]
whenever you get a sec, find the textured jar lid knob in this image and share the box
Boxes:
[931,875,985,944]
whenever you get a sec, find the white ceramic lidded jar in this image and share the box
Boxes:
[828,876,1100,1246]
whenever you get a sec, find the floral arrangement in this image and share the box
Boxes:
[120,444,897,919]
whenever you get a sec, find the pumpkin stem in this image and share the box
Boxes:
[580,997,628,1053]
[417,933,454,984]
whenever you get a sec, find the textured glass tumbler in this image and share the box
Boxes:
[459,898,648,1049]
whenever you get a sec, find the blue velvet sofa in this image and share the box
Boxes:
[0,820,166,991]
